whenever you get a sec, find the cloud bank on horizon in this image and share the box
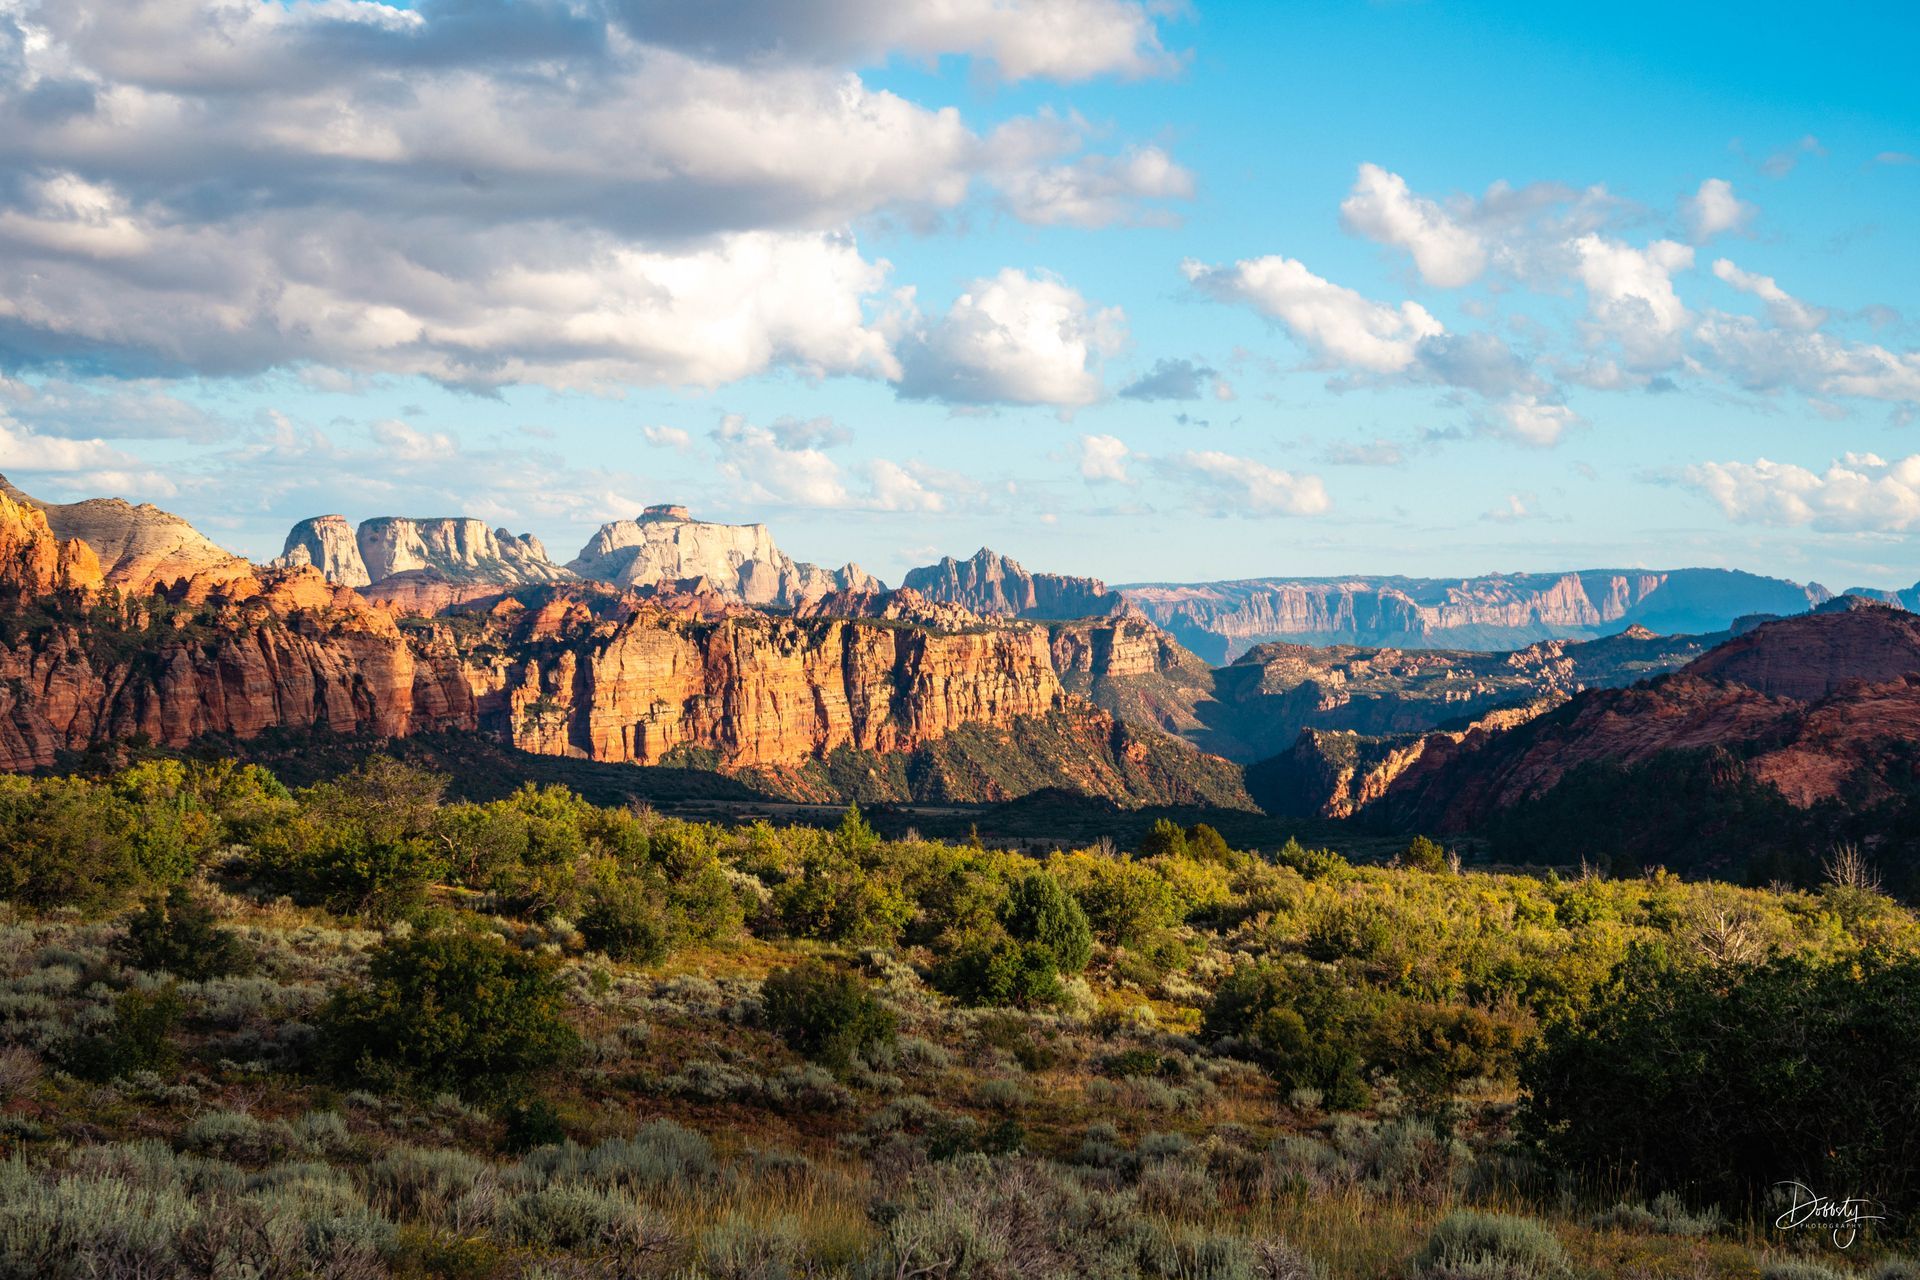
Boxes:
[0,0,1916,586]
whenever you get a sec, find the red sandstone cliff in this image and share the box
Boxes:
[1375,602,1920,830]
[0,493,1130,797]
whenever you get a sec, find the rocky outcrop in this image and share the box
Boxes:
[568,504,876,607]
[1,475,252,596]
[484,605,1066,767]
[0,567,479,771]
[275,514,573,590]
[903,548,1125,620]
[1679,596,1920,701]
[0,491,103,601]
[275,515,371,587]
[793,586,985,631]
[1249,701,1559,820]
[1372,605,1920,831]
[1121,569,1831,662]
[4,487,1190,802]
[357,517,571,585]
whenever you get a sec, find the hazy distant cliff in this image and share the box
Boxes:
[1120,569,1830,661]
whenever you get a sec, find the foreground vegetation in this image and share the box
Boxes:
[1,755,1916,1278]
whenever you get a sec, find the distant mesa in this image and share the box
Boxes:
[902,547,1126,621]
[564,505,877,607]
[275,514,569,590]
[277,503,877,609]
[641,503,691,522]
[1118,568,1836,663]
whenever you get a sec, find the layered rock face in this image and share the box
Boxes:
[489,607,1066,767]
[358,517,570,585]
[1372,603,1920,830]
[1121,569,1831,662]
[2,475,252,595]
[277,515,573,588]
[0,491,104,600]
[0,490,1129,798]
[904,548,1124,620]
[0,548,479,771]
[568,505,876,606]
[276,515,370,587]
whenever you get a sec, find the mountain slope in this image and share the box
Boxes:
[1361,604,1920,879]
[2,474,253,595]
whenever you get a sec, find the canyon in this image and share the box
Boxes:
[0,479,1234,807]
[1270,600,1920,840]
[11,472,1920,840]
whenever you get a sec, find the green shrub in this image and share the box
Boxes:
[1203,963,1370,1110]
[316,930,579,1100]
[1139,818,1189,858]
[933,933,1068,1009]
[500,1096,568,1153]
[1414,1211,1570,1279]
[116,886,254,980]
[0,776,146,909]
[1183,823,1233,864]
[578,878,673,964]
[1522,949,1920,1215]
[59,985,185,1082]
[760,961,896,1070]
[1400,836,1450,873]
[1003,870,1092,972]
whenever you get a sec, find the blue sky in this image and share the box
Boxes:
[1,0,1917,589]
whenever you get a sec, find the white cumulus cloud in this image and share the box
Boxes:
[1158,450,1331,516]
[1684,454,1920,532]
[896,269,1124,406]
[1711,259,1827,331]
[1339,163,1488,287]
[1077,433,1133,482]
[1181,255,1443,374]
[1682,178,1755,242]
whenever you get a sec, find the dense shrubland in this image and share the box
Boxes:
[1,753,1917,1277]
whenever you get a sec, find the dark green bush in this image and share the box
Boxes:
[1003,871,1092,974]
[1400,835,1450,873]
[1138,818,1188,858]
[760,961,896,1070]
[1183,823,1232,864]
[1522,948,1920,1216]
[577,878,673,964]
[499,1096,568,1153]
[60,984,185,1081]
[0,775,145,908]
[317,930,579,1100]
[116,885,254,980]
[933,933,1068,1009]
[1205,962,1371,1110]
